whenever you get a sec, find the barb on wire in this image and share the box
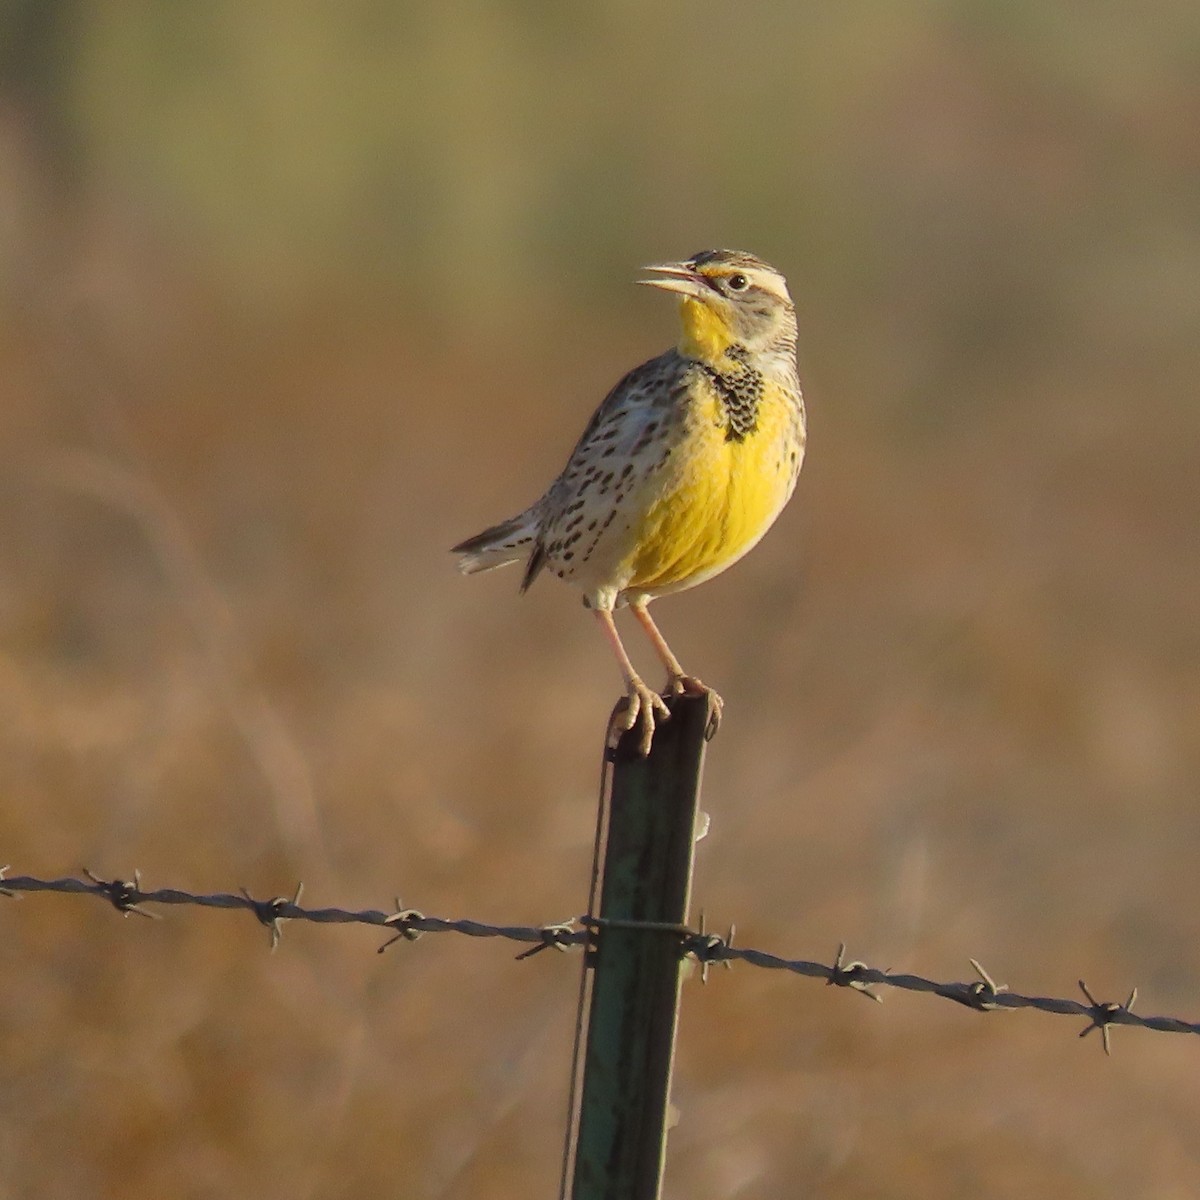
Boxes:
[3,871,1198,1049]
[83,868,162,920]
[684,911,735,984]
[955,958,1010,1013]
[378,900,427,953]
[240,882,303,950]
[826,942,884,1003]
[1078,980,1138,1056]
[515,920,580,961]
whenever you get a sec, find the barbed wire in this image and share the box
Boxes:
[0,868,587,956]
[3,867,1195,1054]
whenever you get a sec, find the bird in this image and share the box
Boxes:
[452,249,806,754]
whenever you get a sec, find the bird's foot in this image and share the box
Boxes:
[664,675,724,741]
[609,679,671,756]
[664,672,708,698]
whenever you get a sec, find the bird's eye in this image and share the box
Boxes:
[727,273,749,292]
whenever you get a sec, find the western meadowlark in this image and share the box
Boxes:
[452,249,806,754]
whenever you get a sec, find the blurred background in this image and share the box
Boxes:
[1,3,1198,1197]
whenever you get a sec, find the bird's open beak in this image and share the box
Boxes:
[637,261,712,302]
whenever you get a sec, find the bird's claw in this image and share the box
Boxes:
[610,680,671,756]
[666,675,724,740]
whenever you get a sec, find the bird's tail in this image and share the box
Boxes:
[451,509,539,575]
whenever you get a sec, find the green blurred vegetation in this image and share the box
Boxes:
[1,4,1198,1199]
[4,2,1192,322]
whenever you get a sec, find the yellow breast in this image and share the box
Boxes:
[622,381,799,597]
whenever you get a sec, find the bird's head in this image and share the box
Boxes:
[639,249,795,365]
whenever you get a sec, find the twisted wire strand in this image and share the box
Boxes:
[3,869,1195,1049]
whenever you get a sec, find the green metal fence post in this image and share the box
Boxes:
[570,691,713,1200]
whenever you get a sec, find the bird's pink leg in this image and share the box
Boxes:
[593,608,670,755]
[630,601,724,733]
